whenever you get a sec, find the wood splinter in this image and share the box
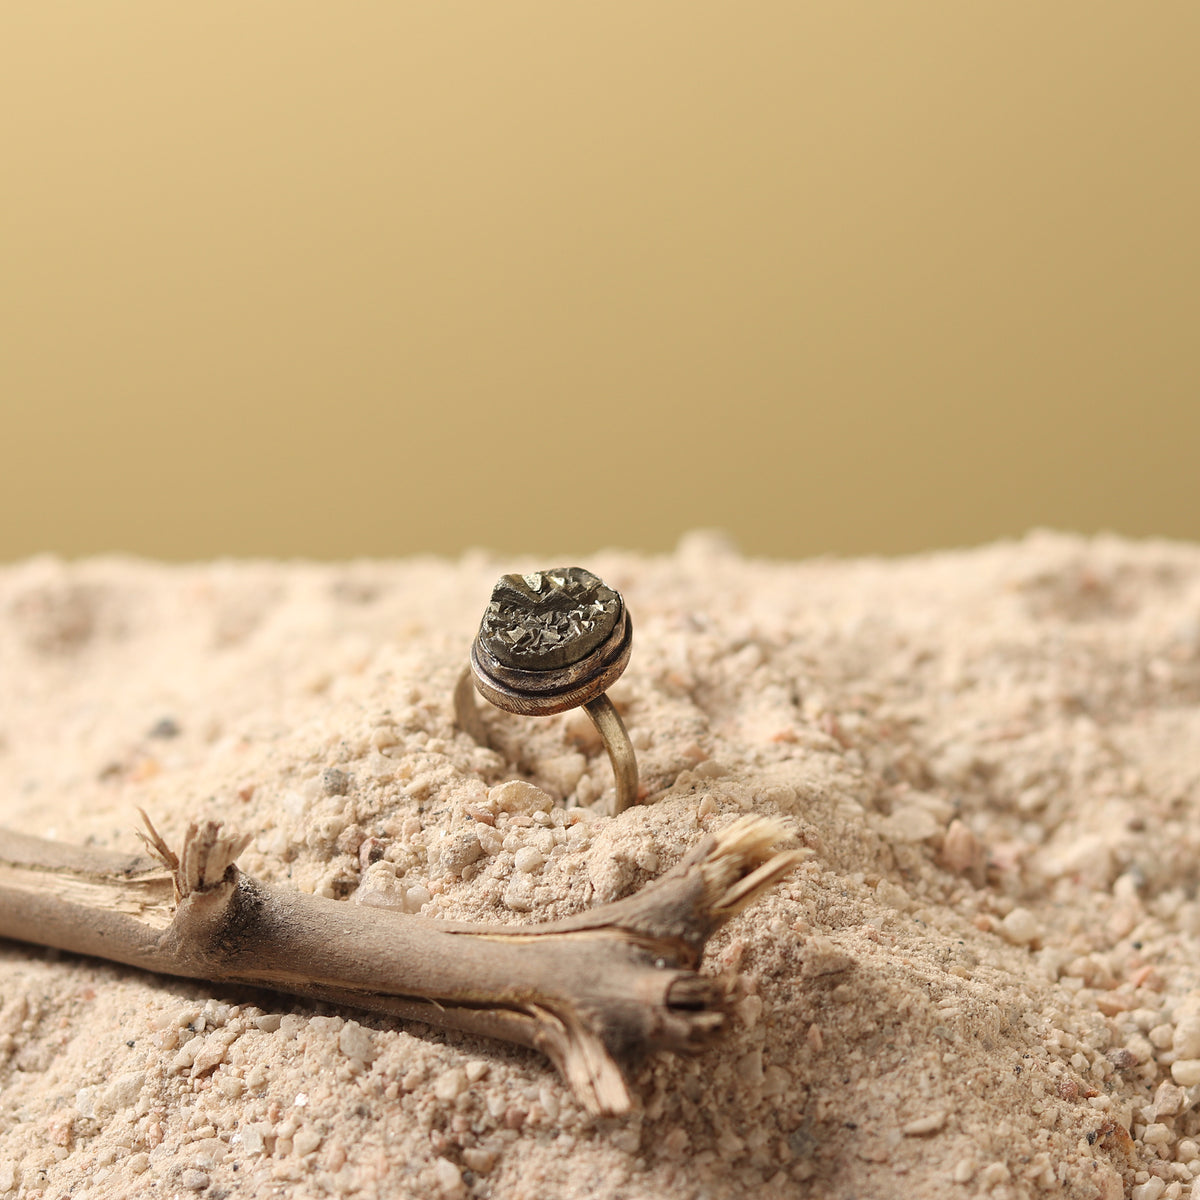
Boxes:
[0,814,801,1116]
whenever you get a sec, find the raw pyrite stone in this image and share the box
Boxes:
[479,568,621,671]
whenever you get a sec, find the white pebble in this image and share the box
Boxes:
[503,877,533,911]
[1000,907,1041,946]
[901,1111,947,1136]
[887,805,940,842]
[1143,1122,1173,1146]
[171,1040,200,1073]
[942,820,979,873]
[462,1147,496,1175]
[489,780,553,814]
[978,1162,1011,1188]
[1156,1082,1187,1117]
[514,847,545,873]
[1175,1016,1200,1058]
[104,1071,145,1113]
[1174,1060,1200,1087]
[434,1067,468,1101]
[404,885,432,912]
[1132,1178,1166,1200]
[433,1156,465,1196]
[338,1022,377,1063]
[293,1127,322,1156]
[239,1125,267,1155]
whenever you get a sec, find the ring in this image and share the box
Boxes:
[455,567,639,813]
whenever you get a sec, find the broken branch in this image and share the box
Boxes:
[0,815,800,1116]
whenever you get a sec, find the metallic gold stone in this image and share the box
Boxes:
[479,567,621,671]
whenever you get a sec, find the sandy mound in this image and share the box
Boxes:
[3,532,1200,1199]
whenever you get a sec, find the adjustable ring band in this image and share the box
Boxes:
[454,567,640,813]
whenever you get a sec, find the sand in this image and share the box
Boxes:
[2,531,1200,1199]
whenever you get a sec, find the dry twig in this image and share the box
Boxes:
[0,815,800,1116]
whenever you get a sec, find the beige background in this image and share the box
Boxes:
[2,3,1197,563]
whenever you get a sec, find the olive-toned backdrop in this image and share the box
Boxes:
[3,4,1197,562]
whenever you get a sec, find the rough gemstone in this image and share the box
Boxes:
[479,567,621,671]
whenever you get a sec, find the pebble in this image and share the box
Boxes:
[293,1128,322,1156]
[338,1021,377,1063]
[321,767,350,795]
[171,1040,201,1073]
[1144,1122,1173,1146]
[1175,1016,1200,1058]
[370,726,399,750]
[434,1068,468,1101]
[433,1156,465,1196]
[1000,907,1041,946]
[885,805,940,843]
[1132,1179,1167,1200]
[513,847,545,873]
[489,780,553,814]
[1173,1061,1200,1087]
[404,885,432,912]
[239,1125,268,1155]
[901,1112,946,1136]
[942,820,979,873]
[1155,1081,1187,1117]
[462,1148,496,1175]
[537,752,587,796]
[503,877,534,911]
[436,831,483,874]
[180,1169,210,1191]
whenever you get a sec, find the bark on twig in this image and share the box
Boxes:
[0,815,801,1116]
